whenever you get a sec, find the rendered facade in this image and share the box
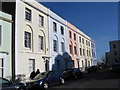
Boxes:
[48,10,72,71]
[0,11,12,78]
[77,29,93,71]
[1,0,96,79]
[2,0,50,78]
[91,40,97,66]
[15,0,50,78]
[67,22,79,68]
[106,40,120,66]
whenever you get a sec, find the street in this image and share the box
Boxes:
[50,70,120,89]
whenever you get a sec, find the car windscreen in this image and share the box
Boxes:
[0,78,10,84]
[34,72,48,80]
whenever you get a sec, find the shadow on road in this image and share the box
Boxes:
[82,70,120,81]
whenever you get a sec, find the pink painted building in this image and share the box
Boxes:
[67,22,79,68]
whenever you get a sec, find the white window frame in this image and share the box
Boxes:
[61,42,65,52]
[83,49,85,56]
[74,33,76,41]
[29,59,35,74]
[69,31,72,38]
[25,8,32,21]
[39,15,44,27]
[24,31,31,49]
[82,38,84,44]
[74,46,77,55]
[61,26,64,35]
[69,44,72,54]
[80,48,82,56]
[53,40,57,52]
[38,35,44,51]
[79,36,81,43]
[53,22,57,32]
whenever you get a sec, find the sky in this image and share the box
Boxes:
[39,2,118,61]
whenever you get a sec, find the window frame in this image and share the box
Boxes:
[53,22,57,32]
[25,8,32,21]
[39,15,44,27]
[61,26,64,35]
[83,49,85,56]
[61,42,65,52]
[69,31,72,38]
[29,59,35,74]
[82,38,84,44]
[38,35,44,51]
[24,31,31,49]
[114,51,117,56]
[74,33,76,41]
[53,40,57,52]
[79,36,81,43]
[80,48,82,56]
[113,44,116,49]
[74,46,77,55]
[69,44,72,54]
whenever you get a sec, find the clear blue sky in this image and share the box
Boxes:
[40,2,118,60]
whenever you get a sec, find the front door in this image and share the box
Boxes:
[45,60,49,71]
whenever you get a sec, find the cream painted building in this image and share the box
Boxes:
[2,0,50,78]
[15,0,50,78]
[77,29,94,71]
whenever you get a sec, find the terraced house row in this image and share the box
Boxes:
[1,0,97,80]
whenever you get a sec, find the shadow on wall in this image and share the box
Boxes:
[52,52,74,71]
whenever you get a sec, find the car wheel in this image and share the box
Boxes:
[43,82,49,89]
[18,87,25,90]
[60,78,65,85]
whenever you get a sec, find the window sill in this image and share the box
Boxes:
[25,19,32,23]
[24,47,31,50]
[39,25,44,28]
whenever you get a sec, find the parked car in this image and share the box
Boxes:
[23,71,65,89]
[63,68,83,80]
[0,77,26,90]
[87,66,99,73]
[110,63,120,72]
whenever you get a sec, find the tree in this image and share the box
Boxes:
[101,56,106,64]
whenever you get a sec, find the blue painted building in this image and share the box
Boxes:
[48,10,72,71]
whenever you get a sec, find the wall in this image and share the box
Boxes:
[77,28,93,71]
[0,11,12,78]
[67,22,79,68]
[49,10,72,71]
[15,0,49,78]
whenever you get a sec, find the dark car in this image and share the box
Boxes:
[110,63,120,72]
[86,66,99,73]
[0,77,26,90]
[24,71,65,89]
[63,68,83,80]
